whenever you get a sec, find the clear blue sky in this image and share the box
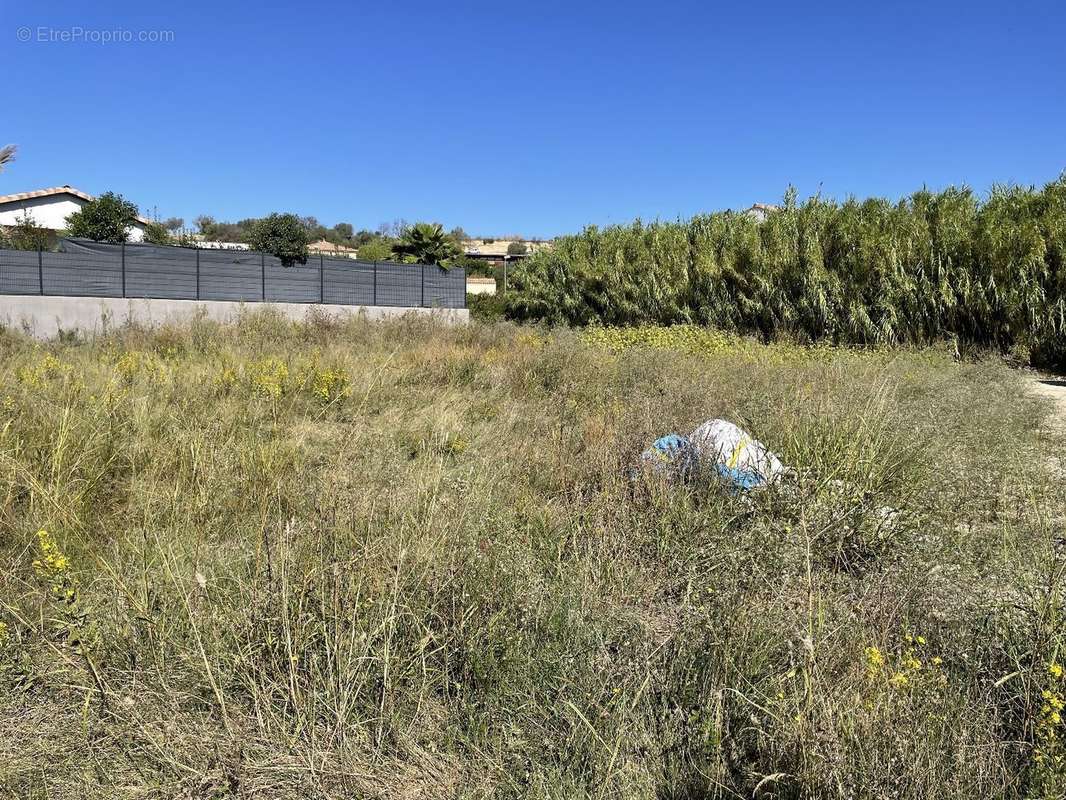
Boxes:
[2,0,1064,238]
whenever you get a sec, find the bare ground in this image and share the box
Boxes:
[1029,374,1066,474]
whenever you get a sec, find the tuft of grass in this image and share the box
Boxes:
[0,309,1063,798]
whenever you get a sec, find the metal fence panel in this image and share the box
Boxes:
[125,248,197,299]
[0,241,467,309]
[323,259,375,306]
[0,249,42,295]
[42,250,123,297]
[265,255,320,303]
[375,262,422,307]
[197,249,265,302]
[424,265,466,308]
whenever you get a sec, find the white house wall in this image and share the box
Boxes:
[0,195,146,242]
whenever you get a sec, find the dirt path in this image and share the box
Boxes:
[1029,375,1066,435]
[1029,375,1066,476]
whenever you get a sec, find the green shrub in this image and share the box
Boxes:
[467,292,505,322]
[509,178,1066,366]
[248,212,310,266]
[64,191,140,243]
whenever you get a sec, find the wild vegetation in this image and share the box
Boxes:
[0,312,1063,798]
[63,191,142,244]
[508,178,1066,367]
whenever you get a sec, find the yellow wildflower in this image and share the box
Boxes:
[864,646,885,677]
[250,357,289,399]
[888,672,909,689]
[32,529,69,577]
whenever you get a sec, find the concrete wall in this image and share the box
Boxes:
[0,295,468,339]
[0,196,146,241]
[466,277,497,295]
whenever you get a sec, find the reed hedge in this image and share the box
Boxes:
[508,179,1066,365]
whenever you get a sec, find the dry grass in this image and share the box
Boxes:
[0,310,1064,798]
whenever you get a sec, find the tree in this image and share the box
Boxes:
[163,217,184,232]
[248,213,310,266]
[143,221,172,245]
[332,222,354,240]
[65,191,140,243]
[393,222,460,265]
[356,238,394,262]
[0,144,15,174]
[5,211,51,251]
[448,226,469,242]
[507,241,528,255]
[377,219,410,238]
[447,252,490,277]
[194,215,216,235]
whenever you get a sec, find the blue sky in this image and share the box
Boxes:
[2,0,1064,237]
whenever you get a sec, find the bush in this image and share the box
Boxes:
[508,177,1066,365]
[446,253,490,277]
[355,237,394,262]
[142,221,172,245]
[2,211,54,251]
[466,292,505,322]
[64,191,140,243]
[248,212,310,266]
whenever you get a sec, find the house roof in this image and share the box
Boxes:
[308,238,357,252]
[0,185,151,226]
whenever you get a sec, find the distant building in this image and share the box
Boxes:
[0,185,150,241]
[745,203,780,222]
[461,238,549,265]
[193,239,250,251]
[307,238,359,259]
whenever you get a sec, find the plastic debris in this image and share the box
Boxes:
[637,419,786,492]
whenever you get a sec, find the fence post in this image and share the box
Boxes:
[319,253,324,304]
[121,241,126,298]
[373,261,378,306]
[420,264,425,307]
[261,252,266,301]
[195,248,200,300]
[38,246,44,295]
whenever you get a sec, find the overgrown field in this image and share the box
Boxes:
[1,312,1065,798]
[508,178,1066,367]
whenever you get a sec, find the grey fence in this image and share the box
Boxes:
[0,239,467,309]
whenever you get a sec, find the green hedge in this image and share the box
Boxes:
[506,179,1066,364]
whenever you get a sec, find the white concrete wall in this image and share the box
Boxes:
[466,278,497,295]
[0,295,468,339]
[0,195,146,241]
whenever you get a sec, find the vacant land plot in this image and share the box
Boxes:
[0,312,1064,798]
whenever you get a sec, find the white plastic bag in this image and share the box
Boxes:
[688,419,786,482]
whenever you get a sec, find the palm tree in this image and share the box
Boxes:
[393,222,460,266]
[0,144,15,174]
